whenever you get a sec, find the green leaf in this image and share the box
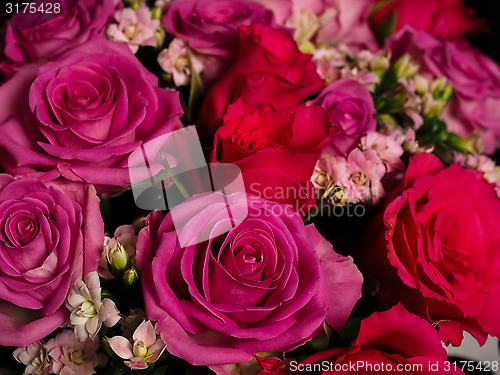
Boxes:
[372,10,397,45]
[186,46,204,123]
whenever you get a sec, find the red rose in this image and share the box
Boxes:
[210,98,330,214]
[360,153,500,346]
[198,22,324,143]
[285,304,465,375]
[370,0,486,40]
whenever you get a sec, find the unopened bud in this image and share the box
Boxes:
[123,267,139,289]
[155,27,165,48]
[108,243,131,276]
[422,95,445,118]
[414,75,430,95]
[393,54,419,79]
[151,6,162,19]
[431,76,447,98]
[370,54,390,74]
[442,85,454,102]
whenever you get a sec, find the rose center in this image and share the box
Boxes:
[5,211,39,247]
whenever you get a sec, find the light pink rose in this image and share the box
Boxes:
[250,0,377,48]
[0,175,103,347]
[386,27,500,153]
[0,35,183,194]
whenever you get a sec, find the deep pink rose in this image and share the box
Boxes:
[313,78,376,155]
[0,174,103,347]
[136,192,362,366]
[288,304,465,375]
[211,99,330,214]
[370,0,485,40]
[198,22,325,143]
[250,0,376,48]
[4,0,115,65]
[386,27,500,153]
[0,35,183,194]
[360,153,500,346]
[162,0,274,81]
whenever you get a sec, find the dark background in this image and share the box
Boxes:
[464,0,500,62]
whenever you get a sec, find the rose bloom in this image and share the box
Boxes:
[249,0,376,48]
[0,175,103,347]
[198,22,325,143]
[0,35,183,195]
[359,153,500,346]
[4,0,116,65]
[211,99,330,214]
[136,192,362,366]
[386,27,500,153]
[275,304,465,375]
[314,78,376,155]
[162,0,274,82]
[370,0,485,40]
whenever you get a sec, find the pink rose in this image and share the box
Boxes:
[386,27,500,153]
[250,0,376,48]
[0,175,103,347]
[136,192,362,366]
[4,0,115,65]
[360,153,500,346]
[198,22,325,143]
[0,35,183,194]
[288,304,465,375]
[370,0,485,40]
[313,78,377,155]
[162,0,274,81]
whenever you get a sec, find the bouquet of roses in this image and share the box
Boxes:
[0,0,499,374]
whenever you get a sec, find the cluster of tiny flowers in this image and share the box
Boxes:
[14,331,100,375]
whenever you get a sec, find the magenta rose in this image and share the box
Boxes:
[360,153,500,346]
[162,0,274,81]
[0,174,103,347]
[136,192,362,366]
[289,304,465,375]
[313,78,376,155]
[4,0,115,65]
[0,35,183,194]
[370,0,485,40]
[386,27,500,154]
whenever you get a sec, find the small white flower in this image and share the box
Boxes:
[13,341,51,375]
[106,6,160,54]
[108,320,166,370]
[66,272,120,342]
[158,39,204,86]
